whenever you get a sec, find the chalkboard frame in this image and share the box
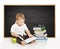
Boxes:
[4,5,55,38]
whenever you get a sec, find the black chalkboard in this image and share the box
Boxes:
[4,5,55,37]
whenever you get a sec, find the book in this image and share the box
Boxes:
[33,27,41,30]
[34,30,46,35]
[18,36,36,44]
[25,37,36,43]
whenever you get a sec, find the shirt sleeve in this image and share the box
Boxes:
[24,24,29,31]
[10,25,16,33]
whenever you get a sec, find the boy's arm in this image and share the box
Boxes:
[11,32,19,37]
[25,30,34,38]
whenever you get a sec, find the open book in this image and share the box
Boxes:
[18,36,36,44]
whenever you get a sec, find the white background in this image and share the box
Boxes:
[0,0,60,49]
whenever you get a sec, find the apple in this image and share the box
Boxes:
[12,38,16,43]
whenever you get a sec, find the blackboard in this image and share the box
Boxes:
[4,5,55,37]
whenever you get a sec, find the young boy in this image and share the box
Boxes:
[10,13,35,46]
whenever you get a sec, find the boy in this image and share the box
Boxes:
[10,13,35,46]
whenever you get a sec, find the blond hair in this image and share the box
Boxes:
[16,13,25,20]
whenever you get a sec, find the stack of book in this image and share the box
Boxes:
[33,25,47,40]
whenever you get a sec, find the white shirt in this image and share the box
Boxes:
[10,23,28,36]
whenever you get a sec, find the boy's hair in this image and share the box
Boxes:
[16,13,25,20]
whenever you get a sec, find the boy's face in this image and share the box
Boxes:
[16,17,25,26]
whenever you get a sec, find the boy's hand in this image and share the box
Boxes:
[28,34,34,38]
[25,30,34,38]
